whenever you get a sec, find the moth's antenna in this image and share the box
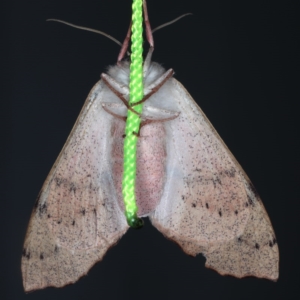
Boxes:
[152,13,192,34]
[47,14,192,48]
[46,19,123,47]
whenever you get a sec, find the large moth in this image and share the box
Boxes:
[21,1,279,292]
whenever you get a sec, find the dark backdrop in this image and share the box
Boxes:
[2,0,299,299]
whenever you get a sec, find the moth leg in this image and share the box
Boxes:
[143,0,154,48]
[102,105,139,139]
[101,73,140,115]
[117,21,132,63]
[132,68,174,106]
[132,112,180,137]
[117,0,153,63]
[140,113,180,132]
[102,104,127,121]
[102,105,140,138]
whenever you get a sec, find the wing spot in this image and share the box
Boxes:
[25,251,31,260]
[192,203,196,208]
[238,237,242,243]
[33,191,42,211]
[40,253,44,260]
[248,182,259,197]
[216,177,222,185]
[206,203,209,209]
[54,245,59,253]
[255,243,260,250]
[38,203,47,216]
[57,220,62,224]
[218,210,222,217]
[69,182,76,193]
[224,168,236,178]
[247,195,255,206]
[54,177,64,187]
[81,209,86,216]
[72,220,75,226]
[269,238,277,247]
[235,210,238,215]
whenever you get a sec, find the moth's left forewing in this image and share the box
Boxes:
[22,79,129,291]
[150,78,279,281]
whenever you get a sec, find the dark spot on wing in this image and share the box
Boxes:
[54,245,59,253]
[69,182,76,193]
[47,214,51,218]
[87,174,91,177]
[245,202,249,207]
[25,251,31,260]
[81,209,86,216]
[93,208,97,215]
[224,168,236,178]
[206,203,209,209]
[218,210,222,217]
[57,220,62,224]
[269,238,277,247]
[235,210,238,215]
[255,243,260,250]
[33,191,42,211]
[192,203,196,208]
[181,195,185,200]
[54,177,64,187]
[40,253,44,260]
[247,195,255,206]
[89,183,99,192]
[248,182,259,198]
[212,179,216,188]
[72,220,75,226]
[238,237,242,243]
[38,203,47,216]
[212,177,222,188]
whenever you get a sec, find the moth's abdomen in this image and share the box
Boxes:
[111,119,166,217]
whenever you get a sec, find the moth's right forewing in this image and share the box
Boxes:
[22,79,128,292]
[150,78,279,281]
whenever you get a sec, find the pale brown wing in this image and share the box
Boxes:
[22,80,128,292]
[150,78,279,280]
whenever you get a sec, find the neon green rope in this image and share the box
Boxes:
[122,0,144,228]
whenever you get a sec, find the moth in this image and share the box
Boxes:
[21,6,279,293]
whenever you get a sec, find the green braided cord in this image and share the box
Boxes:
[122,0,144,228]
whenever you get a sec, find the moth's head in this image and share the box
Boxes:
[107,55,166,88]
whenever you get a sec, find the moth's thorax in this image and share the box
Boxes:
[111,118,166,217]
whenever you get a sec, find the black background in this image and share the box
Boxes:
[2,0,299,299]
